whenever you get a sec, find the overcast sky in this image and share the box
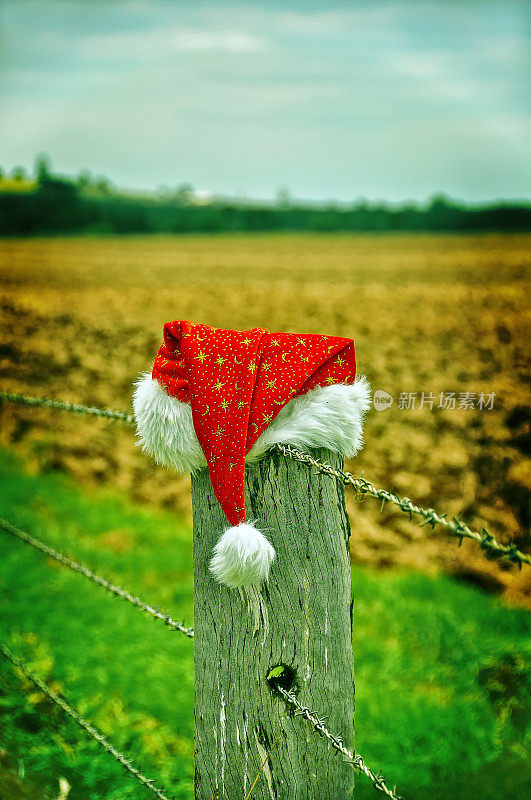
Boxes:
[1,0,529,202]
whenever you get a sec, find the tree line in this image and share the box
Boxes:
[0,156,529,235]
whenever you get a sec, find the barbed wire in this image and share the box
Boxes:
[275,444,530,568]
[1,390,528,567]
[0,391,134,424]
[1,515,400,800]
[0,518,194,638]
[7,390,518,799]
[0,641,174,800]
[275,684,403,799]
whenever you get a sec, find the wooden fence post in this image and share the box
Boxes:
[191,446,355,800]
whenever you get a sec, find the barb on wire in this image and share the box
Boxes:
[0,642,173,800]
[0,518,194,638]
[275,444,530,568]
[0,390,134,424]
[274,684,403,799]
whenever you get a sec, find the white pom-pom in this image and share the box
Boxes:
[209,523,275,588]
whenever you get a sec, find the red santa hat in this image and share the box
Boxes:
[133,320,371,588]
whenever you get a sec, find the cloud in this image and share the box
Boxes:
[75,26,269,61]
[171,29,268,53]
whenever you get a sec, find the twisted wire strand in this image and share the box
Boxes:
[0,391,134,424]
[0,518,194,638]
[1,390,528,566]
[275,444,530,568]
[0,642,174,800]
[276,686,403,799]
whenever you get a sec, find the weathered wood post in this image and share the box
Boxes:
[192,446,355,800]
[133,319,367,796]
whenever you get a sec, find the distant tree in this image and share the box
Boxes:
[175,183,193,205]
[11,166,27,181]
[77,169,92,190]
[35,153,51,184]
[428,193,454,211]
[95,177,111,195]
[276,186,291,209]
[0,166,4,180]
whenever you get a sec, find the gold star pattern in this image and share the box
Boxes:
[195,351,207,362]
[214,426,225,436]
[262,363,272,371]
[266,378,277,389]
[215,356,226,366]
[213,380,225,391]
[220,399,230,410]
[337,357,345,366]
[248,363,257,372]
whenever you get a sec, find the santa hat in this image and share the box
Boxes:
[133,320,371,589]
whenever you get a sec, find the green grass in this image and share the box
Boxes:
[0,448,529,800]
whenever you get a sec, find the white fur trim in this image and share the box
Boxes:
[133,372,371,473]
[133,372,205,473]
[248,375,371,461]
[209,523,275,588]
